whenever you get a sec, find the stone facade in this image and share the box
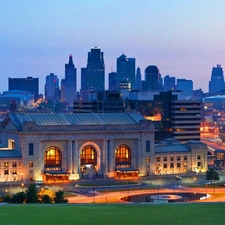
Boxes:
[0,113,208,183]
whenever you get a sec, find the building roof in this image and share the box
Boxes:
[155,144,191,153]
[0,150,22,158]
[8,112,145,128]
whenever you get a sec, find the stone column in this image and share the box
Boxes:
[68,140,72,173]
[108,139,114,173]
[74,140,79,174]
[102,139,108,174]
[137,138,143,174]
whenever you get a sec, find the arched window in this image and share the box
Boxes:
[80,145,97,165]
[44,146,62,168]
[115,144,131,166]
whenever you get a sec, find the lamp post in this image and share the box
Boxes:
[93,187,95,203]
[193,177,196,194]
[21,183,24,192]
[127,182,129,198]
[158,185,160,203]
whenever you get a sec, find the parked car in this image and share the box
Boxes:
[175,176,182,180]
[35,180,43,185]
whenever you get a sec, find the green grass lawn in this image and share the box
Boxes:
[1,204,225,225]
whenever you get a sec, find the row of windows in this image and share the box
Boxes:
[0,170,18,176]
[156,156,188,162]
[0,162,33,168]
[0,162,17,168]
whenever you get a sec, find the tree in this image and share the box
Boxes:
[206,168,220,184]
[12,192,26,203]
[54,190,68,203]
[1,195,13,203]
[26,183,38,203]
[41,194,52,204]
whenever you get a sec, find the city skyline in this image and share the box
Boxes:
[1,0,225,94]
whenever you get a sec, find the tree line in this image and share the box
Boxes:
[0,183,68,204]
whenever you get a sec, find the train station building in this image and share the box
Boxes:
[0,112,208,183]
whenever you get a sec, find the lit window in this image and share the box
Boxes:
[146,158,150,163]
[4,162,9,168]
[29,162,33,167]
[115,144,131,166]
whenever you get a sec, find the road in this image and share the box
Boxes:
[67,186,225,204]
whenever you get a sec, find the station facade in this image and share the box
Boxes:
[0,112,208,183]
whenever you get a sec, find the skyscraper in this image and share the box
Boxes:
[45,73,60,102]
[176,79,193,99]
[164,75,175,91]
[8,77,39,101]
[108,72,117,91]
[80,47,105,100]
[61,54,77,106]
[144,65,160,91]
[209,64,224,94]
[116,54,135,90]
[135,67,142,91]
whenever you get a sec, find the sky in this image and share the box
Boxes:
[1,0,225,94]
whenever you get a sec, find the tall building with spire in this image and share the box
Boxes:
[80,47,105,100]
[135,67,142,91]
[209,64,224,94]
[116,54,135,90]
[61,54,77,106]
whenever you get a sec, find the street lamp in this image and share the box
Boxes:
[193,177,197,194]
[158,185,160,203]
[21,183,24,192]
[93,187,95,203]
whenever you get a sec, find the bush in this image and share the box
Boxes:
[54,190,68,203]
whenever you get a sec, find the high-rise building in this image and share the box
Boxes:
[171,100,201,143]
[164,75,175,91]
[116,54,135,90]
[135,67,142,91]
[144,65,160,91]
[61,55,77,106]
[176,79,193,99]
[108,72,117,91]
[45,73,60,102]
[80,47,105,100]
[8,77,39,101]
[209,64,224,94]
[129,91,201,143]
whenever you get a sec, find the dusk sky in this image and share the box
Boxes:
[1,0,225,94]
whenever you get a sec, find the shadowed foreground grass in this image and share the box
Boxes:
[1,203,225,225]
